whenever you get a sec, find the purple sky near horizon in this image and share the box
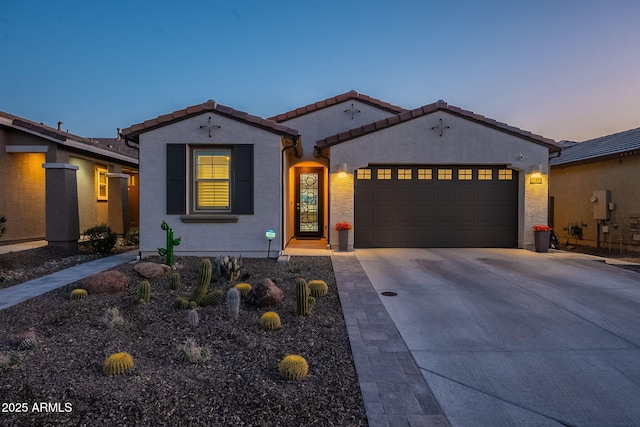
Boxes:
[1,0,639,142]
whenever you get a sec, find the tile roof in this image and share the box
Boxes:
[316,100,560,151]
[0,111,138,161]
[268,90,408,122]
[550,126,640,166]
[120,100,300,142]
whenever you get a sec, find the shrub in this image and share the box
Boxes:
[178,338,210,364]
[0,215,7,238]
[124,227,139,246]
[83,224,117,254]
[279,355,309,380]
[104,307,125,328]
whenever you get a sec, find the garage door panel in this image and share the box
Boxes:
[355,166,518,248]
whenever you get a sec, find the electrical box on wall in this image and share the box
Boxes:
[592,190,610,220]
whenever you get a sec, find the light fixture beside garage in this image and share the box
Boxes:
[529,164,544,184]
[338,163,348,177]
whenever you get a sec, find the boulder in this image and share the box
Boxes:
[134,262,171,278]
[82,270,131,294]
[246,278,283,307]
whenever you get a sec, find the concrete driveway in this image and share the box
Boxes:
[355,248,640,426]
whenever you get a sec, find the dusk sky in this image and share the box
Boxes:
[1,0,639,142]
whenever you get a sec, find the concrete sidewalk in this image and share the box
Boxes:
[0,250,138,310]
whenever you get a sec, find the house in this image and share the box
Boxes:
[550,127,640,252]
[0,112,139,249]
[121,91,560,257]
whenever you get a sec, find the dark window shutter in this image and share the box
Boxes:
[166,144,186,214]
[232,145,253,214]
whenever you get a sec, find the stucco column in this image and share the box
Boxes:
[42,163,80,250]
[107,173,130,236]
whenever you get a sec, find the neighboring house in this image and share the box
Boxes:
[121,91,560,257]
[550,127,640,252]
[0,112,139,249]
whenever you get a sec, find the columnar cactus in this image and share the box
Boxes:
[138,280,151,303]
[187,309,199,327]
[103,352,135,376]
[158,220,182,266]
[201,289,224,307]
[278,355,309,380]
[226,287,240,320]
[295,278,315,316]
[260,311,281,331]
[169,272,181,290]
[190,259,212,305]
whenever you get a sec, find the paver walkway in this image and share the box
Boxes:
[331,253,450,427]
[0,250,138,310]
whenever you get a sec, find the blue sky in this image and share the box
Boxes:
[1,0,639,142]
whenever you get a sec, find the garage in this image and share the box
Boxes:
[354,165,518,248]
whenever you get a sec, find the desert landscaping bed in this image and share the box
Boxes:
[0,255,368,426]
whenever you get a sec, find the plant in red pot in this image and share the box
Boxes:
[532,224,552,253]
[335,222,352,251]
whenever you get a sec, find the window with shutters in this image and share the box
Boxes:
[193,149,231,211]
[165,144,253,217]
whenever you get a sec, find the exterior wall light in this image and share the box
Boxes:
[338,163,348,176]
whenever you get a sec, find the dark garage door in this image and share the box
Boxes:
[354,165,518,248]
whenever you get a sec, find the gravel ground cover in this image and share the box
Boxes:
[0,253,368,427]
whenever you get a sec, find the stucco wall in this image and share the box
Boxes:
[138,113,283,257]
[0,149,46,242]
[550,156,640,252]
[328,111,551,249]
[279,100,398,243]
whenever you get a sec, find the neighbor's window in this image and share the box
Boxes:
[96,166,108,201]
[377,169,391,180]
[357,169,371,180]
[498,169,513,180]
[194,149,231,210]
[398,168,412,180]
[437,169,452,180]
[418,168,432,180]
[458,169,472,180]
[478,169,493,180]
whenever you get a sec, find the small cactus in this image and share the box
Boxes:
[308,280,329,297]
[187,309,199,327]
[169,272,181,290]
[201,289,224,307]
[103,352,134,376]
[190,259,212,305]
[226,288,240,320]
[260,311,281,331]
[221,255,242,281]
[70,288,88,300]
[174,297,190,310]
[234,283,252,299]
[294,278,315,316]
[279,355,309,380]
[138,280,151,303]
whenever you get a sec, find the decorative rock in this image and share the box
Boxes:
[134,262,171,278]
[82,270,131,294]
[245,278,283,307]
